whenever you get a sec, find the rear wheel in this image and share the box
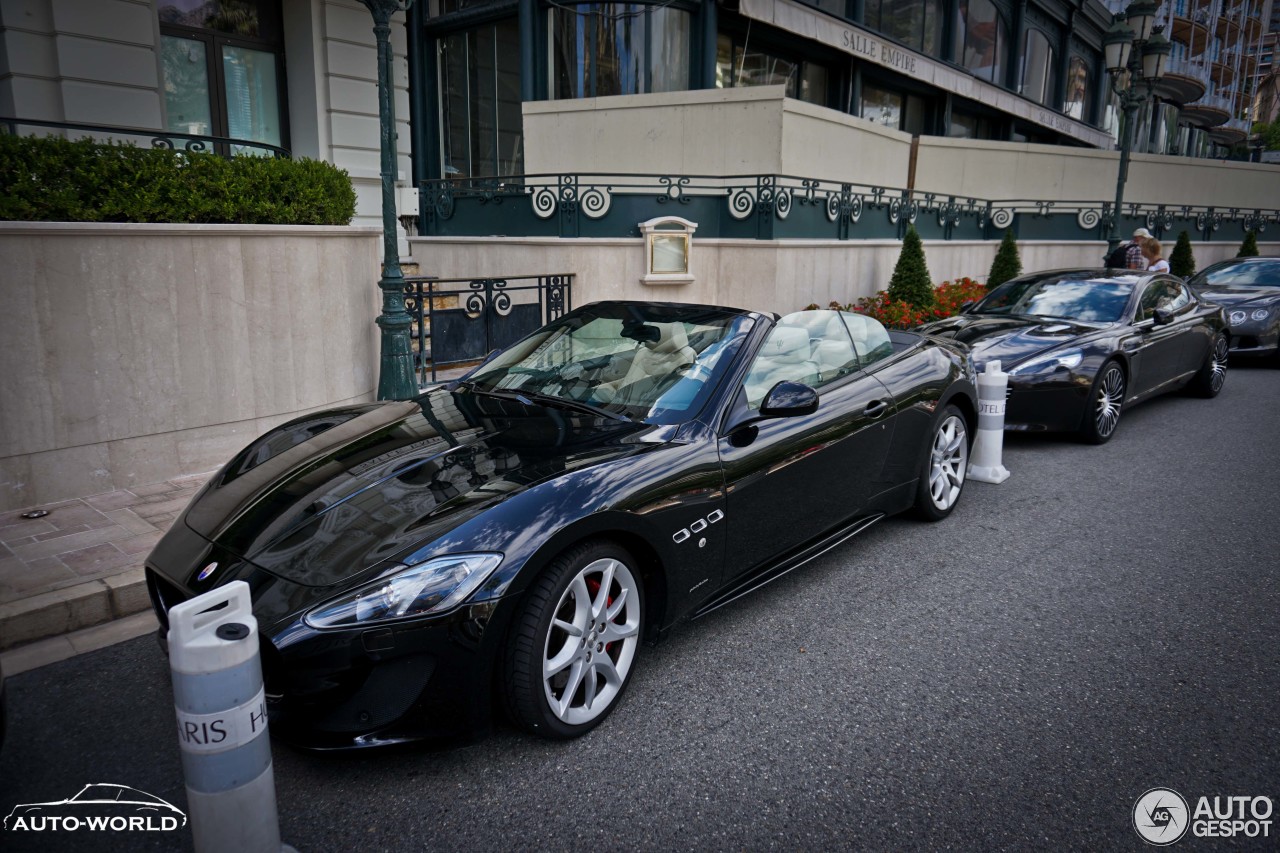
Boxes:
[1080,361,1125,444]
[504,540,643,739]
[913,404,969,521]
[1188,333,1228,398]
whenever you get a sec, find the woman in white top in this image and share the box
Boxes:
[1142,238,1170,273]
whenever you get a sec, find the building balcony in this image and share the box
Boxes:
[1181,92,1233,126]
[1170,14,1212,56]
[1155,56,1210,103]
[1209,117,1249,143]
[1211,60,1236,87]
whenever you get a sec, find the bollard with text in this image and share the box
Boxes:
[967,360,1011,484]
[168,581,294,853]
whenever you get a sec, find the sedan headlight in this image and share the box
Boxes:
[1251,308,1271,322]
[305,553,503,629]
[1008,349,1084,376]
[1229,310,1247,325]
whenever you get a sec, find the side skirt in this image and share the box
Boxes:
[692,513,886,619]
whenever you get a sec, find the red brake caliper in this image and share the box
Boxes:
[584,576,616,657]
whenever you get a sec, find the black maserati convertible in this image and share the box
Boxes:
[917,270,1228,443]
[146,301,977,748]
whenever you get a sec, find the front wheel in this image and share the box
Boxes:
[1188,333,1228,398]
[913,404,969,521]
[1080,361,1126,444]
[504,540,643,739]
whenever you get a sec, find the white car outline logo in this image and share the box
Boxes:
[4,783,187,830]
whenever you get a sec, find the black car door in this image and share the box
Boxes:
[717,312,896,578]
[1128,277,1197,396]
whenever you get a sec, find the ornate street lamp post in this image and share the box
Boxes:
[1103,0,1171,257]
[359,0,417,400]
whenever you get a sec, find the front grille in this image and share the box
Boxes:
[145,569,188,631]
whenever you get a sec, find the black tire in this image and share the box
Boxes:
[1188,333,1228,398]
[912,403,970,522]
[1079,360,1126,445]
[504,539,643,739]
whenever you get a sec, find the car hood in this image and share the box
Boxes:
[917,314,1101,367]
[180,389,661,587]
[1194,284,1280,308]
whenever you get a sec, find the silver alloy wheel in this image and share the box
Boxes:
[928,414,968,511]
[1209,335,1228,393]
[542,557,641,726]
[1095,364,1125,438]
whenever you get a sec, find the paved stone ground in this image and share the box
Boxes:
[0,474,208,605]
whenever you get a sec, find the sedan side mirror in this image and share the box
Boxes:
[760,381,819,418]
[1152,308,1173,326]
[959,300,977,314]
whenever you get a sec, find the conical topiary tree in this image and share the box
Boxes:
[1238,230,1259,258]
[1169,230,1196,278]
[887,225,934,308]
[987,229,1022,289]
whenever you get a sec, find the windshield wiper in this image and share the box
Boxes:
[515,390,633,422]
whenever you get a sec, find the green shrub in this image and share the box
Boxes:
[1169,230,1196,278]
[1237,230,1259,258]
[0,133,356,225]
[887,225,934,309]
[987,229,1022,289]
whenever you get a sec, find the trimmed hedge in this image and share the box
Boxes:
[0,134,356,225]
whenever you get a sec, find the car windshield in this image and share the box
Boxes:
[464,303,756,425]
[1191,260,1280,288]
[973,273,1139,323]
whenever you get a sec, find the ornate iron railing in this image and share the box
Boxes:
[0,117,290,159]
[418,172,1280,245]
[404,274,573,385]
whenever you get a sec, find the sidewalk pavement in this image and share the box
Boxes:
[0,472,213,651]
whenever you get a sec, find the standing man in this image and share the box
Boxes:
[1106,228,1153,269]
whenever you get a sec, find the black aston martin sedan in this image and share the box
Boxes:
[146,301,977,748]
[917,270,1228,444]
[1187,256,1280,362]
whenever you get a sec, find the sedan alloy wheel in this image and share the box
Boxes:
[1084,362,1126,444]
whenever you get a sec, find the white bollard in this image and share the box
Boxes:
[967,360,1011,484]
[169,581,293,853]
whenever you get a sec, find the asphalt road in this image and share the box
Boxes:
[2,363,1278,852]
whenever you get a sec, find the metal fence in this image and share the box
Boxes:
[404,274,573,385]
[1,116,290,159]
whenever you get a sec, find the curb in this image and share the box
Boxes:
[0,566,150,651]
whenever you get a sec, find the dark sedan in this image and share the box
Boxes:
[918,270,1228,443]
[146,301,977,748]
[1187,256,1280,362]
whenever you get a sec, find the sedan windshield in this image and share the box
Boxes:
[973,273,1138,323]
[464,303,756,424]
[1191,259,1280,289]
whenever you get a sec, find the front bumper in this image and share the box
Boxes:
[1226,328,1279,357]
[1002,381,1092,433]
[146,557,516,751]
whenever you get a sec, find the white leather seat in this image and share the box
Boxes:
[598,323,698,405]
[778,311,857,380]
[745,325,819,406]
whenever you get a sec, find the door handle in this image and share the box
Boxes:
[864,399,890,418]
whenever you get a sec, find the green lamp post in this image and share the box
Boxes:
[1102,0,1172,257]
[359,0,418,400]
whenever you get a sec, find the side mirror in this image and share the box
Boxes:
[759,381,819,418]
[959,300,977,314]
[1152,308,1173,326]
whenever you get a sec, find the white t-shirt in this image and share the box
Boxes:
[1148,259,1170,273]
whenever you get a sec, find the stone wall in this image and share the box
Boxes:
[0,223,381,511]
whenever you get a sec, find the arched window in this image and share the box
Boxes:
[1064,56,1090,120]
[1020,29,1056,105]
[552,4,691,99]
[864,0,943,55]
[954,0,1007,85]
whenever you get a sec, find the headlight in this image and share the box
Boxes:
[1229,310,1247,324]
[1008,349,1084,376]
[305,553,503,629]
[1251,308,1270,322]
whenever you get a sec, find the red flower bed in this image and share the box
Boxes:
[807,277,988,329]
